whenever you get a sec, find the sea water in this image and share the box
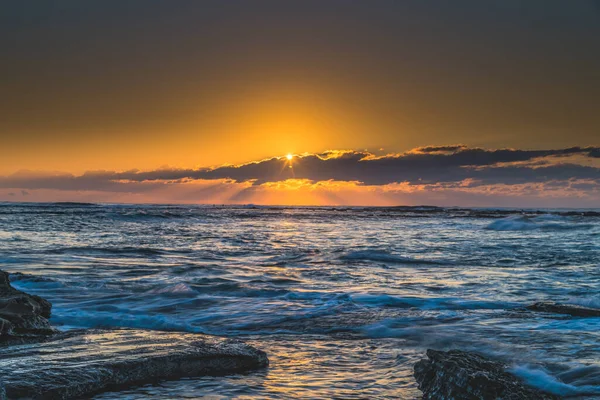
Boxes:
[1,203,599,399]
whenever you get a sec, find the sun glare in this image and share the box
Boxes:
[286,154,293,161]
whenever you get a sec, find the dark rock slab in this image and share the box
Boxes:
[0,270,54,337]
[414,349,559,400]
[527,302,600,317]
[0,328,268,399]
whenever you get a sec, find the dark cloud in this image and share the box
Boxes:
[589,147,600,158]
[0,146,599,192]
[188,146,600,185]
[412,145,468,153]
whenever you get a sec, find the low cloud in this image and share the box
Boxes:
[1,146,599,206]
[410,144,468,154]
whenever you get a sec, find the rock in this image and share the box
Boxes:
[0,317,12,336]
[527,302,600,318]
[414,349,559,400]
[0,270,54,337]
[0,328,268,399]
[0,271,269,398]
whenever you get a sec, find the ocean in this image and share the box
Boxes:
[1,203,599,399]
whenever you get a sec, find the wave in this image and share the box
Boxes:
[11,269,514,314]
[485,215,594,231]
[49,309,205,333]
[108,210,192,222]
[340,250,452,265]
[145,283,196,295]
[43,246,168,257]
[566,295,600,310]
[49,202,98,207]
[9,272,65,290]
[10,271,295,300]
[350,293,514,310]
[511,365,600,397]
[0,235,31,242]
[16,278,517,337]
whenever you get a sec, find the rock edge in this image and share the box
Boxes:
[414,349,559,400]
[0,270,269,399]
[0,270,54,337]
[0,328,268,399]
[527,301,600,318]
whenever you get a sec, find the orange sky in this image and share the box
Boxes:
[1,2,599,176]
[5,76,589,175]
[1,2,599,206]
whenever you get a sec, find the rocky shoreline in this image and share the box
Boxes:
[1,269,582,399]
[0,329,268,399]
[0,270,268,399]
[0,270,55,338]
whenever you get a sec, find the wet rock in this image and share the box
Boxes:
[0,328,268,399]
[0,271,269,398]
[527,302,600,318]
[414,349,559,400]
[0,317,12,336]
[0,270,54,337]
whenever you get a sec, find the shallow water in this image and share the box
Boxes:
[1,203,599,398]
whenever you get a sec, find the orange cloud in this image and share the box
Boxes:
[1,146,599,207]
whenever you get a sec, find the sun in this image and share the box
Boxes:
[286,154,293,161]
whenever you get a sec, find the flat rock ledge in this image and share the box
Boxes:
[414,349,559,400]
[0,328,268,399]
[0,270,54,337]
[526,302,600,318]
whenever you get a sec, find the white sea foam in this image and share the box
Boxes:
[566,295,600,310]
[50,309,203,333]
[485,215,592,231]
[146,283,196,294]
[511,365,600,397]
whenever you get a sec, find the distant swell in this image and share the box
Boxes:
[43,246,169,256]
[485,215,593,231]
[341,250,452,265]
[350,293,514,310]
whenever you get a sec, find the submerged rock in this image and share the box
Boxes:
[527,302,600,318]
[414,349,558,400]
[0,270,54,337]
[0,328,268,399]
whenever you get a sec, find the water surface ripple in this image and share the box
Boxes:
[1,203,599,398]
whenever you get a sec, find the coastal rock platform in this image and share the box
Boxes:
[0,328,268,399]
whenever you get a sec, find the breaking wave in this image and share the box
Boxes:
[512,365,600,397]
[485,215,594,231]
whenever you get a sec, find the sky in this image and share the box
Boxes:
[1,1,599,206]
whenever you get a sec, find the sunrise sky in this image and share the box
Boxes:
[1,1,599,206]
